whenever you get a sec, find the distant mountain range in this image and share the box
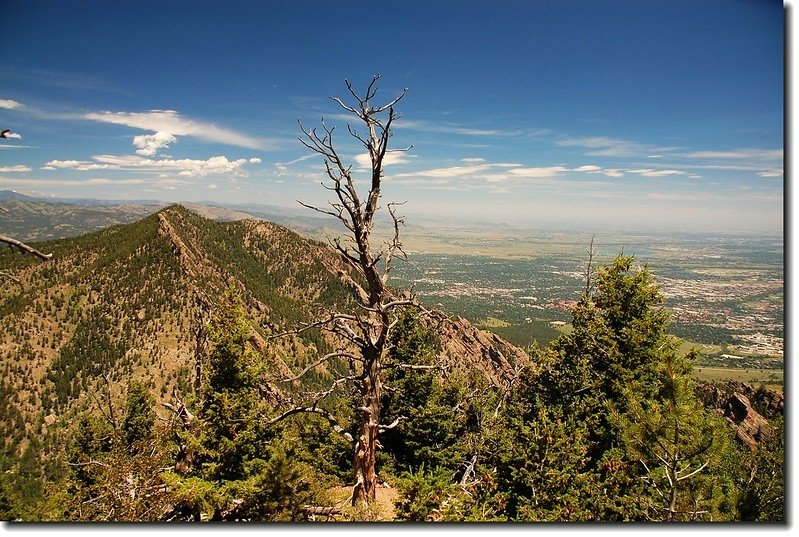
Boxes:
[0,190,338,242]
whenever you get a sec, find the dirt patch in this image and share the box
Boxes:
[329,484,399,521]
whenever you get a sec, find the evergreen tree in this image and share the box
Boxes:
[616,351,736,521]
[505,254,738,521]
[163,289,328,520]
[122,381,156,450]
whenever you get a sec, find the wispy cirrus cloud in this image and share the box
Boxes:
[84,109,277,151]
[675,147,782,178]
[496,166,570,179]
[380,116,550,138]
[555,135,676,157]
[574,165,602,172]
[354,151,413,170]
[0,176,149,187]
[395,163,491,179]
[392,157,696,188]
[681,148,782,160]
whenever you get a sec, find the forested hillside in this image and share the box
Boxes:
[0,205,544,521]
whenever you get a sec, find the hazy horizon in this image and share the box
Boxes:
[1,187,784,239]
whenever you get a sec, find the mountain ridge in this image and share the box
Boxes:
[0,204,530,455]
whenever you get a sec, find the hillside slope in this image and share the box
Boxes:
[0,205,530,454]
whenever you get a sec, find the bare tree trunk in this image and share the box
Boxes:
[352,347,382,504]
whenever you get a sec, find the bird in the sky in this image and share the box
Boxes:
[0,129,21,139]
[0,129,10,138]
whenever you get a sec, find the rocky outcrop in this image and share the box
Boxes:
[696,381,779,450]
[726,393,771,450]
[428,314,532,387]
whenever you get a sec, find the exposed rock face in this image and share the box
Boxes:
[726,393,771,450]
[696,381,779,450]
[429,315,532,387]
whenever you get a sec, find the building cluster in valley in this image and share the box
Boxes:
[660,274,783,358]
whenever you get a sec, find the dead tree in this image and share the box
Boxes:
[582,235,596,296]
[266,76,427,506]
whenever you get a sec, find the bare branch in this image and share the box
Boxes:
[383,363,445,372]
[371,89,407,114]
[282,351,363,382]
[1,234,52,260]
[264,406,354,444]
[676,460,709,482]
[0,271,22,285]
[67,459,112,469]
[378,415,406,432]
[267,311,360,340]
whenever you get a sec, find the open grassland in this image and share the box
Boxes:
[691,367,783,394]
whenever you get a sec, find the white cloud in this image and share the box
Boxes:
[207,184,218,189]
[0,165,30,173]
[461,157,486,163]
[392,117,549,138]
[84,109,270,150]
[354,151,412,169]
[574,165,602,172]
[133,131,177,156]
[505,166,569,178]
[395,163,490,178]
[92,154,257,177]
[0,176,147,187]
[758,169,783,178]
[42,154,260,178]
[249,158,262,164]
[281,154,315,166]
[628,168,686,177]
[572,165,627,177]
[42,160,119,171]
[0,99,23,110]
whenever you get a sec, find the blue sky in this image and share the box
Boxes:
[0,0,784,233]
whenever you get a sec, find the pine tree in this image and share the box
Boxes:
[518,254,737,521]
[122,381,156,450]
[162,289,327,521]
[616,351,736,521]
